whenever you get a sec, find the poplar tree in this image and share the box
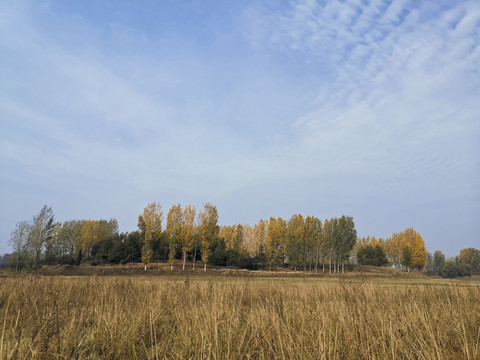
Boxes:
[314,217,324,271]
[56,220,84,263]
[286,214,305,270]
[139,202,163,270]
[432,250,446,275]
[166,204,184,270]
[322,219,334,273]
[232,224,244,254]
[27,205,55,269]
[197,203,219,271]
[75,219,118,261]
[265,217,286,269]
[392,228,427,271]
[219,225,235,249]
[304,216,321,271]
[77,220,99,258]
[180,205,196,270]
[252,219,268,266]
[337,216,357,273]
[8,220,30,271]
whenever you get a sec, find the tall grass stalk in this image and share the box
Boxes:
[0,276,478,359]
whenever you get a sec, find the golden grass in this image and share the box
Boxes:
[0,274,479,359]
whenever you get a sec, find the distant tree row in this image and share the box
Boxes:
[8,205,120,270]
[11,203,472,275]
[425,248,480,278]
[137,202,357,272]
[0,253,13,268]
[354,228,428,272]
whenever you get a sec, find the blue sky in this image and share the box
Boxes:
[1,0,479,257]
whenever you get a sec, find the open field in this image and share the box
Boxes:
[1,267,479,359]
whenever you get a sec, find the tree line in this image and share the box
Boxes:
[5,203,477,276]
[424,248,480,278]
[136,202,358,272]
[354,229,428,272]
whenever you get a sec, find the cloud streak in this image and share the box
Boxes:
[241,0,480,252]
[0,0,479,256]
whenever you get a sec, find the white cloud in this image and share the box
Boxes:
[240,0,480,251]
[1,0,478,255]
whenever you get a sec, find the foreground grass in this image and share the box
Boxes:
[0,274,479,359]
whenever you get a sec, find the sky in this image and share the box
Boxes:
[0,0,479,257]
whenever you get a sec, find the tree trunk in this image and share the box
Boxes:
[204,262,207,271]
[144,264,147,271]
[183,250,186,270]
[342,261,345,273]
[193,243,197,270]
[170,264,173,270]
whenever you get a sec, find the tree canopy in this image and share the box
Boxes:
[10,203,467,275]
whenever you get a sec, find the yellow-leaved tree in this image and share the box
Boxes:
[180,205,196,270]
[219,225,235,249]
[166,204,184,270]
[231,224,244,255]
[197,203,219,271]
[393,228,427,271]
[76,220,99,259]
[286,214,305,271]
[265,217,287,269]
[384,235,402,268]
[252,219,268,259]
[138,202,163,270]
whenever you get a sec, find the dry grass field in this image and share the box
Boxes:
[0,267,479,359]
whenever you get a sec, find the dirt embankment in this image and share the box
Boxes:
[23,262,431,280]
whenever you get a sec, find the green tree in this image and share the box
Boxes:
[456,248,480,275]
[44,222,62,264]
[357,245,388,266]
[426,252,433,274]
[304,216,322,271]
[401,245,413,270]
[336,216,357,273]
[322,219,334,273]
[432,250,446,275]
[441,261,471,278]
